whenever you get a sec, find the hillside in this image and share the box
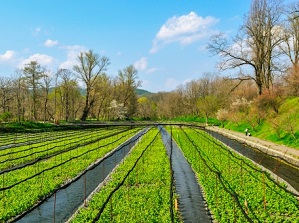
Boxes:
[223,97,299,149]
[135,89,152,97]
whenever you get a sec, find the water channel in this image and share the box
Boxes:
[205,129,299,192]
[14,129,147,223]
[12,125,299,222]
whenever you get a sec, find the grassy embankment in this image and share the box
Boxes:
[224,97,299,149]
[170,97,299,149]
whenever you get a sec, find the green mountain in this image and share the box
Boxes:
[135,89,152,97]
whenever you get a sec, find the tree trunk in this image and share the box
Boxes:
[81,109,89,121]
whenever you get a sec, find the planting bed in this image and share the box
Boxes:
[170,126,299,222]
[1,126,142,222]
[1,124,298,223]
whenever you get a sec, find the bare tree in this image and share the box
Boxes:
[12,70,27,123]
[284,64,299,95]
[280,2,299,67]
[22,61,46,121]
[197,95,219,125]
[114,65,141,118]
[0,77,13,114]
[92,73,113,120]
[41,72,52,122]
[150,91,185,119]
[208,0,284,95]
[137,96,157,120]
[73,50,110,121]
[57,69,75,121]
[177,82,199,116]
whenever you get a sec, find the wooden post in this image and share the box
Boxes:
[174,198,178,211]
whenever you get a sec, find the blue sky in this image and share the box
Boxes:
[0,0,267,92]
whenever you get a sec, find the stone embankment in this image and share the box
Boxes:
[206,126,299,167]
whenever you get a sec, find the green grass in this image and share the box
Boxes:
[170,116,221,125]
[223,97,299,149]
[223,121,299,149]
[0,121,59,132]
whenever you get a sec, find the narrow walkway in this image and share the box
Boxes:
[206,126,299,165]
[160,127,212,223]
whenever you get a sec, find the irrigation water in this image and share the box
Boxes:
[160,126,212,223]
[206,129,299,192]
[14,129,147,223]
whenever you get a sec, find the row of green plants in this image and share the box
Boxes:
[70,127,182,223]
[0,122,74,144]
[0,127,142,222]
[169,126,299,223]
[0,130,63,146]
[0,121,58,132]
[1,127,140,187]
[0,127,129,170]
[0,127,124,152]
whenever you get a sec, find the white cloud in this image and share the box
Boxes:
[146,67,158,74]
[59,45,87,70]
[134,57,159,74]
[44,39,58,47]
[134,57,148,71]
[0,50,16,62]
[19,54,55,68]
[150,12,218,53]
